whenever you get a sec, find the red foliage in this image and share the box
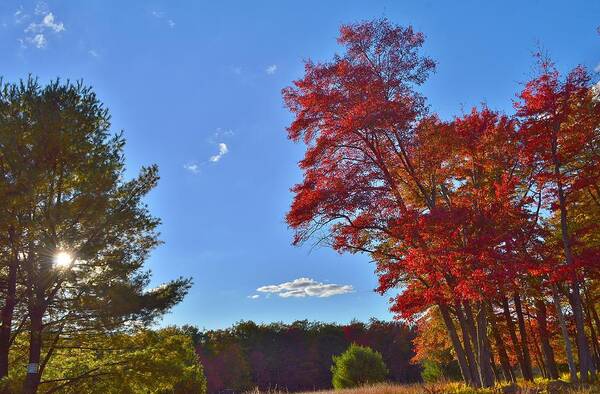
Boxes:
[283,24,600,378]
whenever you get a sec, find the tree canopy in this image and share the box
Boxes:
[0,77,193,393]
[284,18,600,388]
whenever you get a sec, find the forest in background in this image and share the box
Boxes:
[191,320,421,393]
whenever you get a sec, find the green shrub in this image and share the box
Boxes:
[421,359,444,383]
[331,344,388,389]
[421,357,462,383]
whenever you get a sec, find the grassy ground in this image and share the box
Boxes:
[245,380,600,394]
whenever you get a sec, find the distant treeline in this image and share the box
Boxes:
[190,319,421,393]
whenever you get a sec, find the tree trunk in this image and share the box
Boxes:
[590,298,600,371]
[513,292,534,381]
[583,287,600,370]
[23,306,43,394]
[531,337,547,378]
[552,284,578,383]
[583,293,600,371]
[590,295,600,345]
[0,258,17,378]
[534,299,559,379]
[463,302,481,359]
[456,302,481,387]
[476,303,495,387]
[553,147,595,383]
[488,302,515,382]
[439,303,474,386]
[528,313,547,378]
[501,295,528,380]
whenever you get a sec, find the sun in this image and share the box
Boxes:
[53,251,73,268]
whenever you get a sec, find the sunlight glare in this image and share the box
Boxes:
[53,251,73,268]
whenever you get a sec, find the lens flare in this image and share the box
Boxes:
[53,251,73,268]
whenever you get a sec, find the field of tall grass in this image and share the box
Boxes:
[245,380,600,394]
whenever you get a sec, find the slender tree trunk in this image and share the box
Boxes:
[439,303,474,386]
[582,287,600,371]
[463,302,481,359]
[23,306,43,394]
[583,294,600,371]
[488,303,515,382]
[0,259,17,378]
[552,284,578,383]
[513,292,534,381]
[489,351,500,383]
[501,295,528,380]
[590,298,600,370]
[534,299,559,379]
[528,315,547,378]
[476,303,495,387]
[456,302,481,387]
[590,296,600,344]
[553,147,595,383]
[531,337,547,378]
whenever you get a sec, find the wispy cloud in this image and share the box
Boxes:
[88,49,99,58]
[34,2,49,15]
[151,10,175,29]
[266,64,278,75]
[208,128,234,143]
[30,33,46,48]
[26,12,65,33]
[19,4,65,49]
[183,162,200,174]
[210,143,228,162]
[256,278,354,298]
[247,294,260,300]
[184,128,233,174]
[14,7,28,24]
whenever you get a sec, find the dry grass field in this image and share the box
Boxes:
[245,381,600,394]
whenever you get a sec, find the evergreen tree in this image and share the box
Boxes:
[0,77,191,393]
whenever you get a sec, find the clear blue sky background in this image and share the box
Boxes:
[1,1,598,330]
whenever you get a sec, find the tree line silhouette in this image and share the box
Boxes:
[193,320,421,393]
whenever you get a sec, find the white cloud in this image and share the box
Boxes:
[183,163,200,174]
[20,6,65,49]
[42,13,64,32]
[167,19,175,28]
[247,294,260,299]
[30,33,46,48]
[257,277,354,298]
[266,64,278,75]
[209,143,228,162]
[26,12,65,33]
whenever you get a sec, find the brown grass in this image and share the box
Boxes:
[244,381,600,394]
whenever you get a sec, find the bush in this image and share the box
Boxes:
[420,356,462,383]
[331,344,388,389]
[421,359,444,383]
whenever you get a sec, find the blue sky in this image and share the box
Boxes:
[1,1,598,330]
